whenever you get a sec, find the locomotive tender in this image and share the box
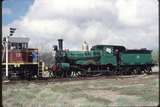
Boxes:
[50,39,155,77]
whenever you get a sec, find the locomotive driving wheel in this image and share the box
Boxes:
[70,70,81,78]
[132,68,141,75]
[49,71,57,78]
[136,68,142,74]
[114,67,121,75]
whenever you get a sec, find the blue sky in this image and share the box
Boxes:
[2,0,34,25]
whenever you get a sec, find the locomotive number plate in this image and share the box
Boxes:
[16,53,21,57]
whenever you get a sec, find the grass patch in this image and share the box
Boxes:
[110,78,159,102]
[2,75,159,107]
[82,94,112,105]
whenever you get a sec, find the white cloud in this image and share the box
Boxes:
[2,0,159,52]
[26,0,116,20]
[116,0,158,26]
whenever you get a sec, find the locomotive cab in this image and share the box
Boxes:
[91,45,126,65]
[91,45,126,53]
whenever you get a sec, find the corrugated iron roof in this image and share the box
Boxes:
[8,37,30,43]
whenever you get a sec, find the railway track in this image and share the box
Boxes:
[2,72,159,85]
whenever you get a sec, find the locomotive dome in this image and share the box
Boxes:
[82,41,89,51]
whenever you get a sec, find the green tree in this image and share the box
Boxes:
[152,50,159,64]
[39,52,55,67]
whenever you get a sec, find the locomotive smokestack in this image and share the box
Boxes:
[58,39,63,50]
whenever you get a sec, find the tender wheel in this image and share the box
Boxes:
[136,68,142,75]
[145,67,152,74]
[131,69,137,75]
[114,69,121,75]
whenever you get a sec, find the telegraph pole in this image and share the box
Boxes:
[5,36,8,78]
[5,28,16,79]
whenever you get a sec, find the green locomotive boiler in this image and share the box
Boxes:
[49,39,155,78]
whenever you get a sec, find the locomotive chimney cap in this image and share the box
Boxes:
[58,39,63,40]
[58,39,63,50]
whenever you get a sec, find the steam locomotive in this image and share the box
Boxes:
[49,39,155,78]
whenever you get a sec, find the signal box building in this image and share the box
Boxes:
[8,37,30,50]
[2,37,38,63]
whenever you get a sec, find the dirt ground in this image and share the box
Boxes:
[2,67,159,107]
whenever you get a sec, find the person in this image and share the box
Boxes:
[115,49,120,65]
[32,50,38,62]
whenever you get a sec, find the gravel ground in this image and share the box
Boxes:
[2,69,159,107]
